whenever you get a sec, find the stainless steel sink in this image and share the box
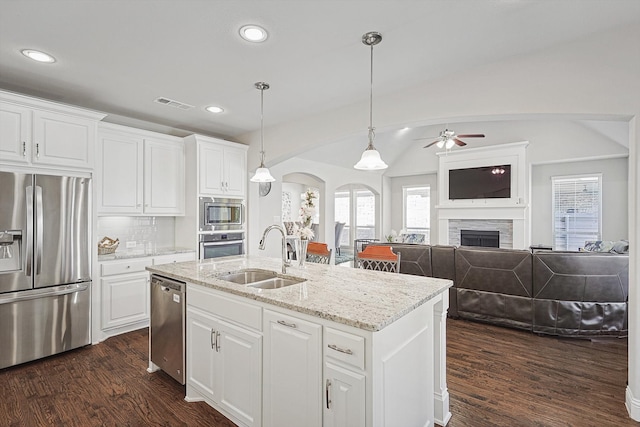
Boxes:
[247,276,305,290]
[218,269,277,285]
[217,268,305,289]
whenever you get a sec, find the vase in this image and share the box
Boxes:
[296,238,309,268]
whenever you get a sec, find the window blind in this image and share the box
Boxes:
[551,175,601,251]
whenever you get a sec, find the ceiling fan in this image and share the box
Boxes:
[416,128,485,149]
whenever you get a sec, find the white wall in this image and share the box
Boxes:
[530,158,629,246]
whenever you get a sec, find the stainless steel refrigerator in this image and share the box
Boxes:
[0,171,91,369]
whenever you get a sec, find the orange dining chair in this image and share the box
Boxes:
[355,245,401,273]
[306,241,332,264]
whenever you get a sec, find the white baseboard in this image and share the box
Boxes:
[434,390,452,426]
[626,386,640,421]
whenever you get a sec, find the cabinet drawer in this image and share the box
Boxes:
[154,252,195,265]
[101,258,153,276]
[324,327,365,370]
[188,284,261,331]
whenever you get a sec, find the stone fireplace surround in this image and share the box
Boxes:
[436,142,529,249]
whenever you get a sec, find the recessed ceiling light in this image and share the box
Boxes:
[205,105,225,114]
[21,49,56,63]
[239,25,268,43]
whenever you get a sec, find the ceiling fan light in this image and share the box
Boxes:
[436,140,445,149]
[250,166,275,182]
[354,147,388,170]
[445,138,455,149]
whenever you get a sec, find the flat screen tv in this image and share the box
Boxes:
[448,165,511,200]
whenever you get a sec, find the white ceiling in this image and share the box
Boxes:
[1,0,639,142]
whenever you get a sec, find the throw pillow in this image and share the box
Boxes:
[611,240,629,254]
[583,240,615,252]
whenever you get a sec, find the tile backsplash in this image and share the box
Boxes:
[97,217,175,254]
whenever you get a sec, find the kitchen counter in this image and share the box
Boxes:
[146,255,452,332]
[98,247,195,262]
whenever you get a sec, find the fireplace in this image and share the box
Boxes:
[460,230,500,248]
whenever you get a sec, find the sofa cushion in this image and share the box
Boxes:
[455,247,533,297]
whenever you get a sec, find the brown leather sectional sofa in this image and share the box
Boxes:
[370,243,629,337]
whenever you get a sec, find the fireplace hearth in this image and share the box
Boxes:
[460,230,500,248]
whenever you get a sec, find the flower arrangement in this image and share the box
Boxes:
[295,188,317,240]
[385,229,398,243]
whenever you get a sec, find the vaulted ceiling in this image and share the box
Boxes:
[1,0,639,143]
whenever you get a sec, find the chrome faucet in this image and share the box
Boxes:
[258,224,291,274]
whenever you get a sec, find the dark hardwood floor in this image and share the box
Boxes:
[444,318,635,427]
[0,329,234,427]
[1,319,635,426]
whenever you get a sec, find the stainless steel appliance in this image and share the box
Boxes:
[199,231,245,259]
[199,197,244,232]
[0,171,91,369]
[150,274,185,384]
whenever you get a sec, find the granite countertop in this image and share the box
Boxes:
[146,255,452,332]
[98,247,196,262]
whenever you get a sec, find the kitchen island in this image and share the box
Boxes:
[147,256,452,427]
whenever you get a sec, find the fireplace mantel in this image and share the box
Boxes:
[436,142,530,249]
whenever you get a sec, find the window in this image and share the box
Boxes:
[334,191,350,247]
[334,187,377,249]
[403,186,430,243]
[552,174,601,251]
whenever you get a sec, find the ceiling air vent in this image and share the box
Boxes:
[154,97,195,110]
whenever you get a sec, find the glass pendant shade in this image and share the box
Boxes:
[354,147,388,170]
[250,81,276,183]
[355,31,388,171]
[250,166,275,182]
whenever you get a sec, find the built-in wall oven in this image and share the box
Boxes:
[199,197,244,232]
[199,232,245,259]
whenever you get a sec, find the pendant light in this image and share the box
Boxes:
[354,31,388,171]
[250,81,276,183]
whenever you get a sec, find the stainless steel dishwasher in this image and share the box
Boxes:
[150,274,186,384]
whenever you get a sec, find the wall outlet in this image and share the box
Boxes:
[125,241,137,249]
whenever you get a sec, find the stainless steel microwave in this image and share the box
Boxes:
[199,197,244,232]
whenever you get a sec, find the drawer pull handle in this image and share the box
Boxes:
[277,320,297,329]
[211,329,215,349]
[326,379,332,409]
[22,142,26,157]
[328,344,353,355]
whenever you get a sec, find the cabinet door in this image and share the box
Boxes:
[223,146,246,197]
[32,110,95,169]
[216,318,262,427]
[97,132,143,214]
[144,138,185,214]
[263,310,321,427]
[324,362,366,427]
[186,308,217,399]
[101,272,149,330]
[0,102,31,164]
[198,143,224,195]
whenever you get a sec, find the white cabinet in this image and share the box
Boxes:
[97,123,185,215]
[144,137,185,214]
[97,130,143,213]
[323,327,366,427]
[0,102,31,163]
[100,258,152,331]
[324,363,366,427]
[187,134,247,197]
[263,310,322,427]
[99,252,194,338]
[186,286,262,427]
[0,91,104,170]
